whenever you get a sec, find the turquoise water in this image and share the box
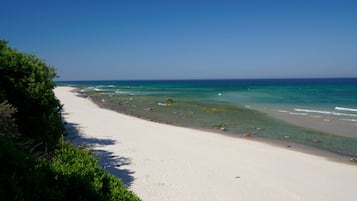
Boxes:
[58,78,357,157]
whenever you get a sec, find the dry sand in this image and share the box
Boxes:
[55,86,357,201]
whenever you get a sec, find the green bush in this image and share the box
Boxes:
[49,143,140,201]
[0,40,64,152]
[0,135,47,201]
[0,138,139,201]
[0,41,140,200]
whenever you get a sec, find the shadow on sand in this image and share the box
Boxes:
[64,122,135,187]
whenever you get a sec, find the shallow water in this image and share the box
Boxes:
[57,79,357,157]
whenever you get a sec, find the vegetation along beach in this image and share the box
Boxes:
[2,0,357,201]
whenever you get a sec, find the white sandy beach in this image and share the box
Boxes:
[55,86,357,201]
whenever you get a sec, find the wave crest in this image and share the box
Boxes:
[294,108,357,117]
[335,107,357,112]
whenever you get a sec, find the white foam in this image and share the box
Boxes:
[340,118,357,122]
[95,85,115,88]
[277,110,309,115]
[335,107,357,112]
[294,108,357,117]
[157,103,167,107]
[115,91,130,94]
[289,112,308,116]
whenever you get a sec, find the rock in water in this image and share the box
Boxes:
[166,98,174,104]
[312,139,320,143]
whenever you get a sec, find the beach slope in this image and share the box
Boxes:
[55,86,357,201]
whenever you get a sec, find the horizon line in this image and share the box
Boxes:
[55,77,357,82]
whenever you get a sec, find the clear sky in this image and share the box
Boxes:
[1,0,357,80]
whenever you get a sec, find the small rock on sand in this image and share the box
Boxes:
[243,133,251,138]
[350,158,357,163]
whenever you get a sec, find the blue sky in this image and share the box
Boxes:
[1,0,357,80]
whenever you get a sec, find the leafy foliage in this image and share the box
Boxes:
[0,136,48,201]
[49,143,140,201]
[0,40,64,151]
[0,41,140,200]
[0,138,139,201]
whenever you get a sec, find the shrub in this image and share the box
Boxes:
[0,40,64,152]
[0,40,140,201]
[0,139,140,201]
[49,143,140,201]
[0,135,46,201]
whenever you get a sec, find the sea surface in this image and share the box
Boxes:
[57,78,357,157]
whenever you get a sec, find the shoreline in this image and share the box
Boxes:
[73,87,357,160]
[55,86,357,201]
[86,96,353,163]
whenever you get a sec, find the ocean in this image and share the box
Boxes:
[57,78,357,157]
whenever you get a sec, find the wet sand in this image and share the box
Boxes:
[262,107,357,138]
